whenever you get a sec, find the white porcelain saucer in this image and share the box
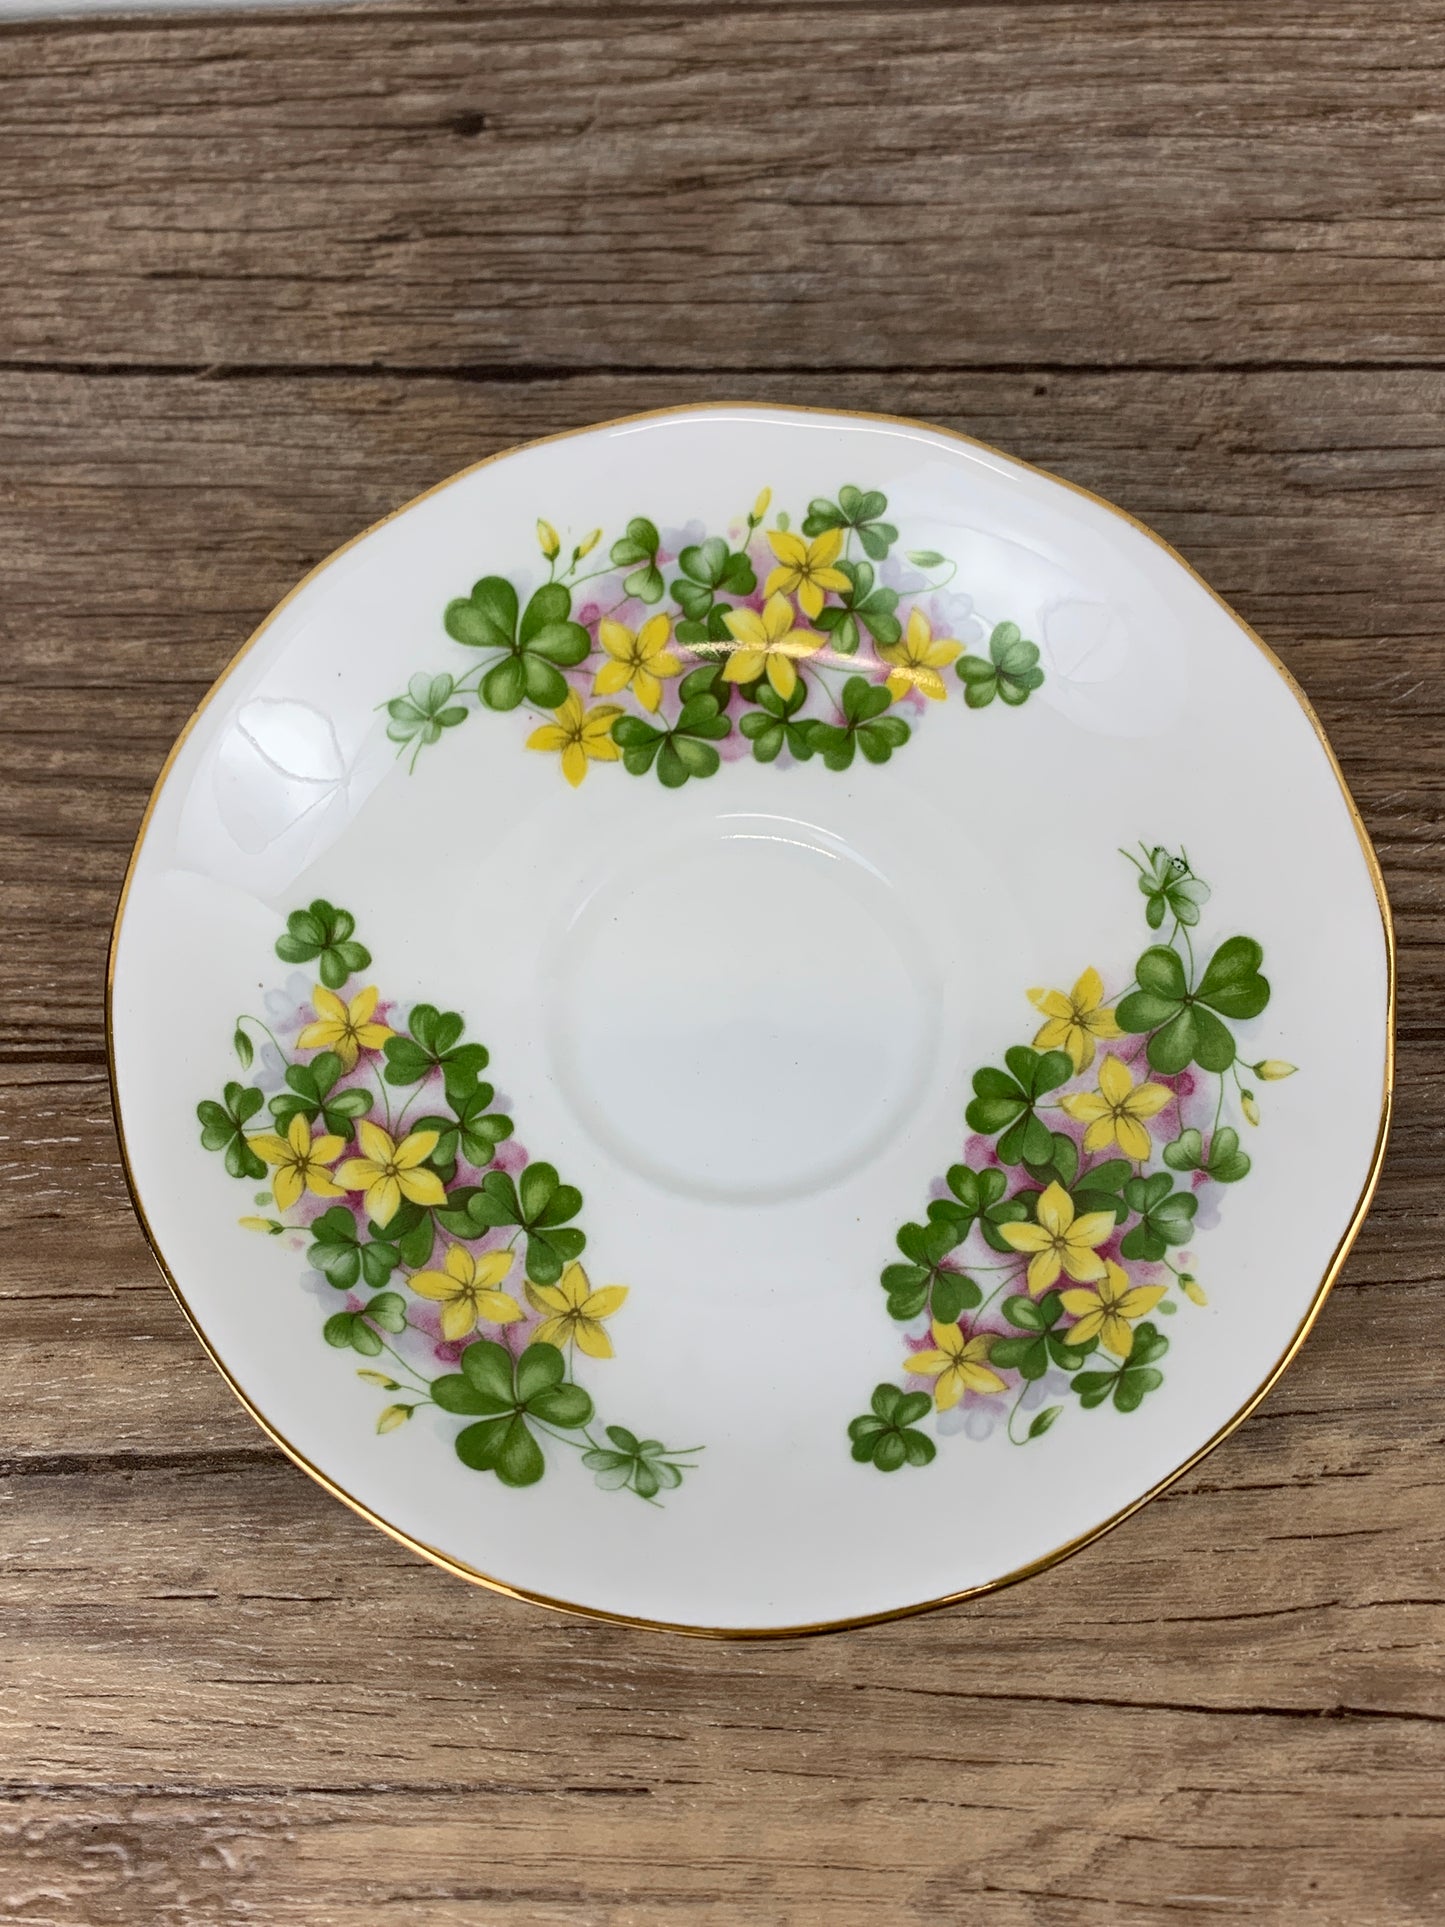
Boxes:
[108,405,1392,1634]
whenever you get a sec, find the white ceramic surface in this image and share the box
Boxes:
[109,405,1392,1634]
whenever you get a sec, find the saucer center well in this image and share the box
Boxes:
[547,814,940,1202]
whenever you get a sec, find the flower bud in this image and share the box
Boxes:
[536,518,561,560]
[574,527,602,560]
[1254,1060,1297,1081]
[377,1403,413,1434]
[1242,1091,1260,1126]
[1180,1274,1208,1307]
[752,487,772,520]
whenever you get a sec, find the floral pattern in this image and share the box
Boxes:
[384,484,1043,784]
[198,902,701,1503]
[848,846,1296,1463]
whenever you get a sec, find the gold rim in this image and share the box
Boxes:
[106,402,1396,1639]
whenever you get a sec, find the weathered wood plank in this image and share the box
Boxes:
[4,4,1445,372]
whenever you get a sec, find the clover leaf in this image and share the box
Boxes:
[433,1340,593,1488]
[383,1004,489,1098]
[848,1383,936,1471]
[581,1424,696,1501]
[802,485,898,562]
[613,694,731,788]
[670,536,756,639]
[1133,845,1211,931]
[322,1293,407,1358]
[438,1161,584,1284]
[1073,1322,1169,1412]
[1068,1156,1133,1225]
[880,1217,982,1323]
[410,1085,514,1176]
[811,559,901,654]
[609,516,664,604]
[964,1046,1073,1166]
[990,1291,1096,1379]
[939,1163,1033,1253]
[806,675,910,770]
[1119,1171,1197,1260]
[1116,936,1270,1074]
[268,1050,373,1140]
[386,671,468,766]
[197,1081,267,1180]
[368,1197,435,1270]
[739,679,816,763]
[274,899,370,989]
[1163,1125,1250,1184]
[308,1206,398,1291]
[443,576,591,711]
[956,621,1045,708]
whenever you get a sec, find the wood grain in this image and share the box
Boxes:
[1,3,1442,1923]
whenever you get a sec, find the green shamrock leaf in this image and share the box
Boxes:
[306,1205,398,1292]
[1119,1171,1197,1261]
[196,1081,267,1181]
[805,675,911,770]
[939,1163,1032,1253]
[739,679,816,764]
[439,1161,584,1284]
[670,536,756,634]
[386,671,468,765]
[609,516,665,603]
[368,1197,435,1270]
[802,485,899,561]
[964,1045,1074,1166]
[444,577,591,711]
[1073,1322,1169,1413]
[955,621,1045,708]
[268,1050,373,1140]
[847,1383,936,1471]
[434,1340,593,1488]
[1068,1157,1133,1225]
[990,1292,1097,1379]
[581,1424,699,1501]
[811,558,901,654]
[1164,1123,1250,1184]
[274,900,370,990]
[612,694,731,788]
[1116,936,1269,1074]
[322,1294,406,1357]
[1131,844,1211,931]
[383,1004,490,1098]
[879,1216,983,1323]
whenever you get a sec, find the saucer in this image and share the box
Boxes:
[108,404,1393,1634]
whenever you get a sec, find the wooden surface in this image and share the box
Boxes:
[2,4,1443,1922]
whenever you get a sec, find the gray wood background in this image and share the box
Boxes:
[1,4,1441,1922]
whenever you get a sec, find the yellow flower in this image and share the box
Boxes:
[721,593,823,700]
[410,1243,523,1341]
[537,518,561,560]
[297,985,394,1072]
[1028,967,1123,1073]
[1060,1260,1167,1359]
[764,528,849,619]
[525,691,623,787]
[1060,1053,1173,1161]
[525,1263,627,1358]
[593,613,681,712]
[878,609,962,702]
[335,1121,447,1227]
[906,1320,1006,1410]
[1000,1180,1115,1297]
[246,1113,346,1212]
